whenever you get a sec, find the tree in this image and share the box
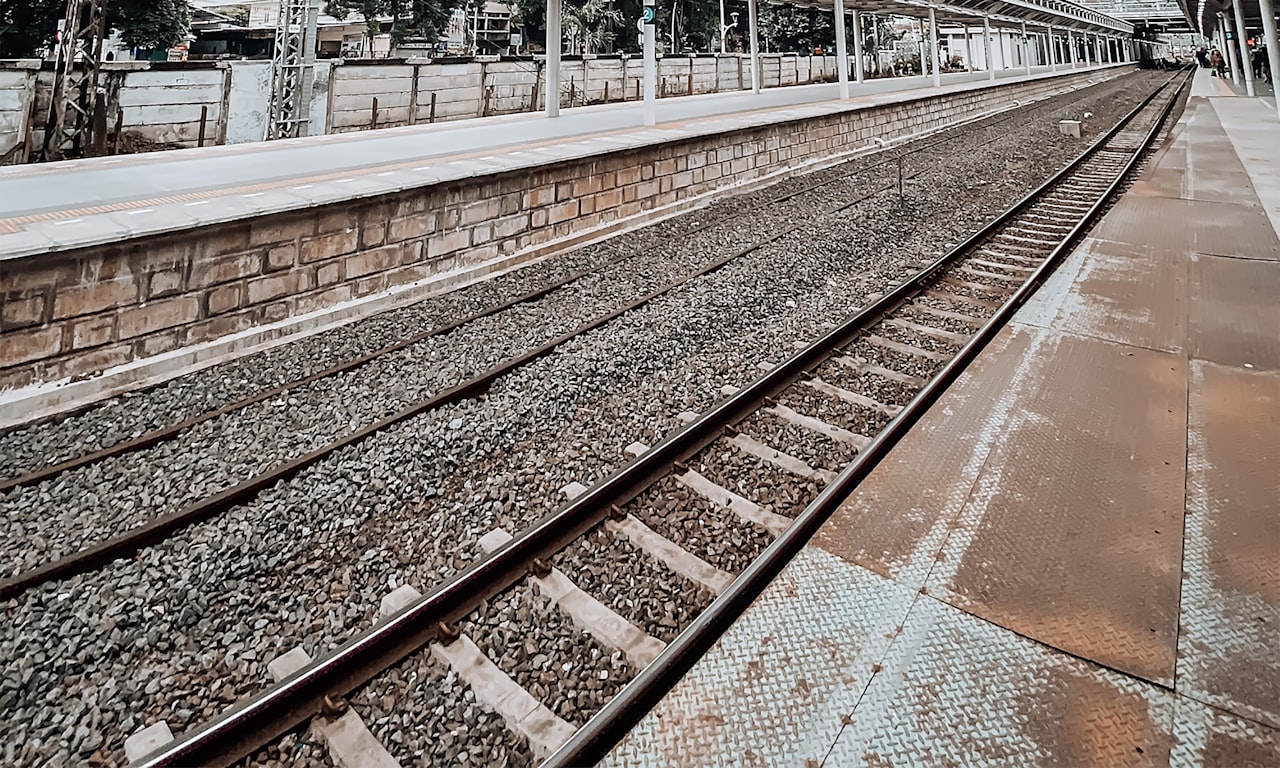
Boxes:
[0,0,67,57]
[111,0,190,50]
[324,0,464,46]
[0,0,190,57]
[562,0,621,54]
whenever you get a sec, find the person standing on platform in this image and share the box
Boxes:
[1210,48,1226,78]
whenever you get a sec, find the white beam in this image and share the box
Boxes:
[1231,1,1256,95]
[642,0,655,124]
[852,9,865,85]
[835,0,851,97]
[1221,13,1244,85]
[748,0,761,93]
[546,0,561,117]
[984,16,995,80]
[1022,22,1031,74]
[930,8,941,86]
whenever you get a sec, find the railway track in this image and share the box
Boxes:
[0,75,1138,600]
[112,70,1192,767]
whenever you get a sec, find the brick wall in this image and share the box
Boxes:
[0,69,1118,392]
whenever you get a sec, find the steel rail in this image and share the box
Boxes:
[129,70,1187,768]
[546,68,1192,766]
[0,169,859,492]
[0,177,901,602]
[0,69,1127,490]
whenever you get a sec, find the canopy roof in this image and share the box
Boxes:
[781,0,1134,33]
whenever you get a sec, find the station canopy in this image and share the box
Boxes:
[780,0,1135,34]
[1174,0,1269,37]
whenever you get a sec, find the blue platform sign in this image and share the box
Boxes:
[641,6,656,24]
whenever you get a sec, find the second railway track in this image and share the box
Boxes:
[111,70,1193,767]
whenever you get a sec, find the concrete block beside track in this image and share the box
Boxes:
[0,66,1127,414]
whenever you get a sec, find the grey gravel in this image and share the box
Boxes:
[0,71,1173,768]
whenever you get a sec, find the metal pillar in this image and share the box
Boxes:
[835,0,851,97]
[984,16,995,80]
[919,18,929,78]
[1071,32,1078,68]
[1222,13,1244,84]
[1232,1,1256,95]
[265,0,319,140]
[1048,25,1057,71]
[930,8,942,86]
[1021,22,1032,74]
[964,26,973,72]
[642,0,655,124]
[1261,0,1280,120]
[852,9,865,84]
[546,0,562,116]
[748,0,761,93]
[42,0,110,160]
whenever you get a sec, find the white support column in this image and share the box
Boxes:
[546,0,561,117]
[1232,1,1256,95]
[642,0,655,125]
[964,26,973,71]
[1048,25,1057,71]
[919,18,929,78]
[835,0,851,97]
[1070,32,1078,68]
[984,16,995,80]
[1262,0,1280,120]
[1222,13,1244,85]
[1021,21,1032,74]
[930,7,942,86]
[852,9,865,84]
[748,0,761,93]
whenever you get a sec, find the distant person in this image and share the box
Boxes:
[1259,47,1272,83]
[1252,47,1265,79]
[1195,48,1209,68]
[1210,48,1226,78]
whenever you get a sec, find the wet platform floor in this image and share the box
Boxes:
[603,69,1280,766]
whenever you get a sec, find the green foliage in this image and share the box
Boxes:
[0,0,68,57]
[562,0,621,54]
[324,0,464,44]
[0,0,190,56]
[111,0,191,49]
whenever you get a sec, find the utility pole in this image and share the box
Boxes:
[41,0,110,161]
[265,0,320,140]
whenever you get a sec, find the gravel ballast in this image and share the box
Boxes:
[0,72,1171,767]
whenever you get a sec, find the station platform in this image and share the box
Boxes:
[0,62,1106,260]
[603,67,1280,765]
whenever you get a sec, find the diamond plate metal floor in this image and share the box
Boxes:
[604,70,1279,766]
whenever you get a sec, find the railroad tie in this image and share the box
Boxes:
[804,376,905,417]
[767,402,872,450]
[266,647,401,768]
[676,468,793,536]
[479,529,667,668]
[380,585,575,759]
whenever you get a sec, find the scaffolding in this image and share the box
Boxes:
[41,0,110,161]
[264,0,320,140]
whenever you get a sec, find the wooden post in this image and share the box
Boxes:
[430,92,438,123]
[371,97,379,129]
[687,58,694,94]
[604,81,610,102]
[408,64,421,125]
[111,108,123,155]
[569,76,575,105]
[635,79,640,100]
[483,86,491,116]
[197,105,208,147]
[530,61,542,112]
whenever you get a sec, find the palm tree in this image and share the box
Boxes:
[561,0,623,54]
